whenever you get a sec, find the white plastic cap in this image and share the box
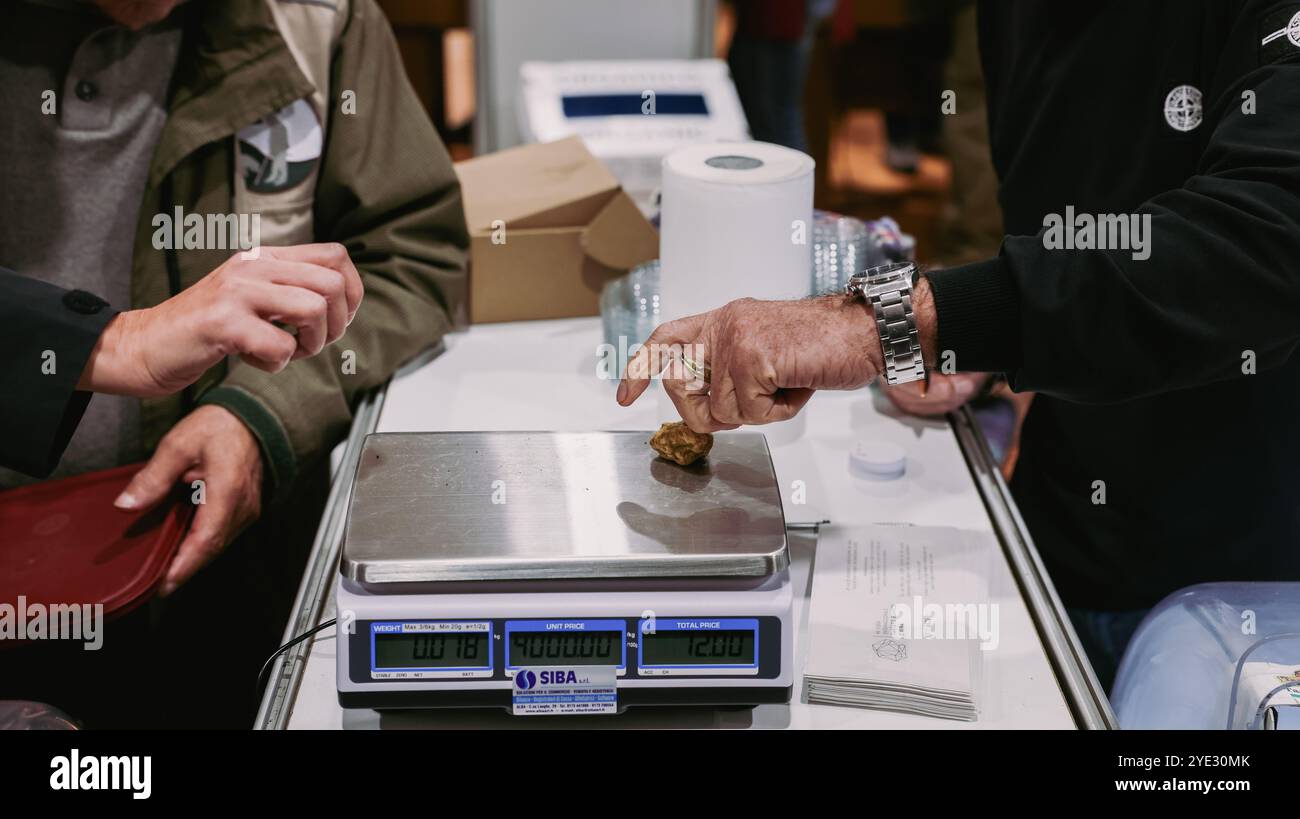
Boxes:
[849,440,907,481]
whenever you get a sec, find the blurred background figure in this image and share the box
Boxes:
[726,0,838,152]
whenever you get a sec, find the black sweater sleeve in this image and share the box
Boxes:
[0,268,118,478]
[927,14,1300,404]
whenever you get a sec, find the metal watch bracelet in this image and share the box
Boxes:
[845,262,926,386]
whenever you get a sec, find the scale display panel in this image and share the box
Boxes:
[639,618,758,674]
[368,622,493,679]
[505,619,627,671]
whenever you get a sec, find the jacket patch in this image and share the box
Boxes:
[1259,7,1300,63]
[238,99,322,194]
[1163,84,1202,132]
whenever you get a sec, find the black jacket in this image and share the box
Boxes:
[0,269,117,478]
[928,0,1300,608]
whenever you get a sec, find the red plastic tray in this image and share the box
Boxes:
[0,463,193,620]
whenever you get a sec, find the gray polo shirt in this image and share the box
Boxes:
[0,1,184,487]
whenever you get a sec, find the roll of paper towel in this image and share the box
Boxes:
[659,141,814,322]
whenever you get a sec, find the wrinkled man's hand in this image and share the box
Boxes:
[114,404,263,596]
[79,243,364,398]
[884,372,991,417]
[616,295,884,432]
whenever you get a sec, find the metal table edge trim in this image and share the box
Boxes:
[254,381,389,730]
[949,405,1118,730]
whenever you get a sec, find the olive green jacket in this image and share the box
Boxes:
[134,0,467,502]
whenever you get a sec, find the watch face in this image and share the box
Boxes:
[864,261,914,282]
[860,262,915,299]
[846,262,915,297]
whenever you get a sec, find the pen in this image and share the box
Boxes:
[786,520,830,532]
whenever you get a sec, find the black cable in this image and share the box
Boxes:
[257,619,337,698]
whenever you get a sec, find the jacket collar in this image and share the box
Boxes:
[148,0,315,190]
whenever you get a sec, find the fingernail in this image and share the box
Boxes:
[616,381,628,404]
[115,492,138,510]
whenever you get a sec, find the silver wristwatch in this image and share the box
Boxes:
[845,262,926,386]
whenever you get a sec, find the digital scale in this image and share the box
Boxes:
[336,431,794,712]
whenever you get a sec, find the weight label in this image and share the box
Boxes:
[369,621,494,679]
[511,666,617,716]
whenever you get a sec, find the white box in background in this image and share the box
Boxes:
[518,59,750,214]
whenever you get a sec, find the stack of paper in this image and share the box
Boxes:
[803,524,994,721]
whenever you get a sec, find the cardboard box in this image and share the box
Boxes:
[455,136,660,323]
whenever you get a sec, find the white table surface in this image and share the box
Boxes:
[284,318,1073,729]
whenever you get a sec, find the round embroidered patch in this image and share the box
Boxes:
[1163,84,1203,132]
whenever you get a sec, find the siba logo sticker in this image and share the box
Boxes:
[515,669,586,689]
